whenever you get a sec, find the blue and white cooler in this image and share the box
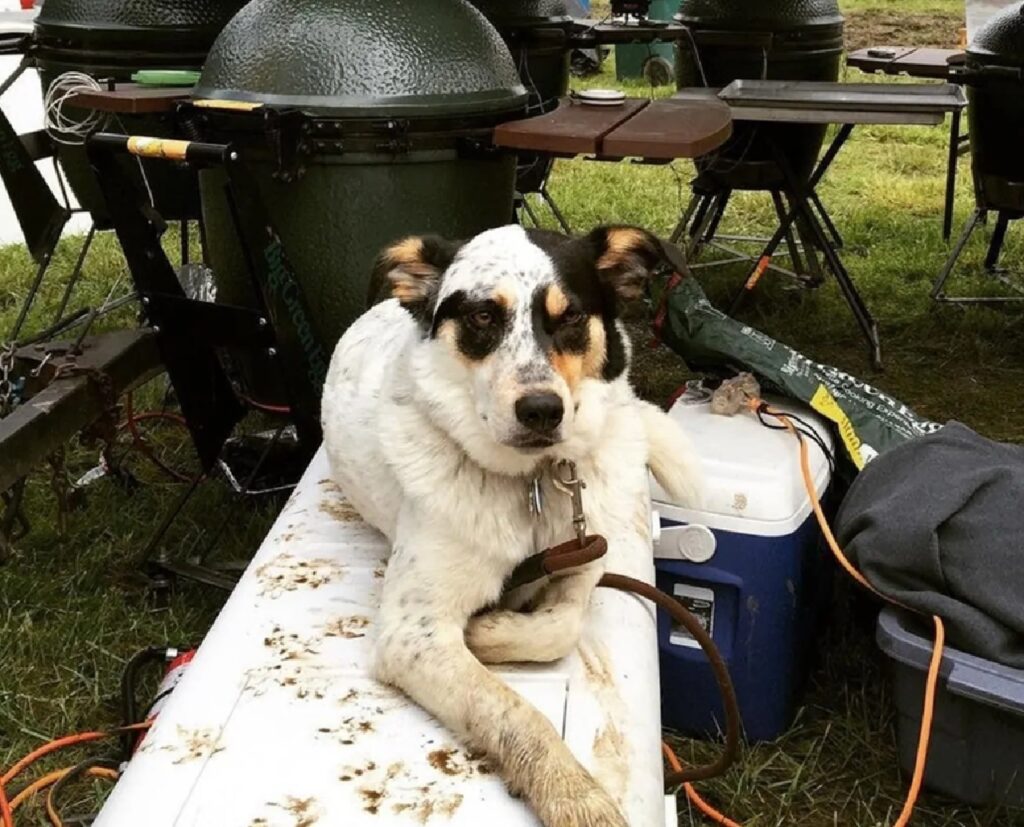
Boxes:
[651,388,835,742]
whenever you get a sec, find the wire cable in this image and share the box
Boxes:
[10,767,118,812]
[43,72,107,146]
[44,758,119,827]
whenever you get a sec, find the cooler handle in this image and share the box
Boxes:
[946,662,1024,716]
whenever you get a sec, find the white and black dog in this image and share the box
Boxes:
[322,224,700,826]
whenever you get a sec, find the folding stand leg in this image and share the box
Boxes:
[541,185,572,234]
[942,110,962,242]
[669,192,703,245]
[771,136,882,368]
[52,223,96,326]
[771,189,805,275]
[810,190,844,251]
[792,206,825,286]
[984,211,1010,271]
[931,208,985,300]
[702,189,731,246]
[729,124,854,315]
[8,254,54,343]
[688,191,727,260]
[180,219,190,267]
[517,193,543,228]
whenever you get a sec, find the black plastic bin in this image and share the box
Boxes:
[877,607,1024,809]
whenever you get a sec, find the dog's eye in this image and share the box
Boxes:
[468,309,496,329]
[561,310,585,326]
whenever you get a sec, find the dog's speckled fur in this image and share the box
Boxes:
[322,225,700,826]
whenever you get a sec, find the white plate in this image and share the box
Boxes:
[577,89,626,107]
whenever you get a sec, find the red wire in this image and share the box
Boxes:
[120,392,192,483]
[238,394,291,415]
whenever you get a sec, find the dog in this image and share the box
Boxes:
[322,224,700,826]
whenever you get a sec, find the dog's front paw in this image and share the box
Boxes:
[532,764,628,827]
[536,786,628,827]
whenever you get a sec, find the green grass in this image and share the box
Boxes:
[3,3,1024,824]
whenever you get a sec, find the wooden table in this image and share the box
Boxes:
[493,96,733,161]
[847,47,965,80]
[64,83,192,115]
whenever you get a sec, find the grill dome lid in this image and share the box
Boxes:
[34,0,247,50]
[466,0,571,30]
[194,0,527,118]
[968,2,1024,68]
[675,0,842,30]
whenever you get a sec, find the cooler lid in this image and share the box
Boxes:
[194,0,528,118]
[651,388,833,531]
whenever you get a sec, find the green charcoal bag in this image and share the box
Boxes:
[653,274,942,470]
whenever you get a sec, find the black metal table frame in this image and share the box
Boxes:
[723,122,883,368]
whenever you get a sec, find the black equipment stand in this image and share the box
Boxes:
[702,80,967,370]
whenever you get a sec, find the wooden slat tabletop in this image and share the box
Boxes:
[493,98,649,156]
[65,84,192,115]
[601,97,732,160]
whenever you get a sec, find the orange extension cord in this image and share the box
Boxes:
[663,403,946,827]
[0,722,149,827]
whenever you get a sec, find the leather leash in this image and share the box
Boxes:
[501,462,743,787]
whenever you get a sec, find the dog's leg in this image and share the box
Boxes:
[376,539,626,826]
[465,564,603,664]
[638,399,703,507]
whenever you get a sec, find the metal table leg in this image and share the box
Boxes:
[771,189,805,276]
[770,136,882,369]
[984,211,1010,271]
[931,208,985,301]
[729,124,854,314]
[670,192,702,245]
[943,109,961,242]
[810,190,844,251]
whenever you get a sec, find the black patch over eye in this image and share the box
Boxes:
[432,292,506,361]
[561,309,585,326]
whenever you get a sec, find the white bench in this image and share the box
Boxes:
[95,448,672,826]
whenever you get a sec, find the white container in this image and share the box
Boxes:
[96,448,672,826]
[651,389,834,741]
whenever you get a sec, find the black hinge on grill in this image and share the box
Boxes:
[374,118,412,154]
[264,108,310,182]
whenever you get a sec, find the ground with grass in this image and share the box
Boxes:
[2,0,1023,824]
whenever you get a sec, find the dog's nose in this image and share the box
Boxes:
[515,393,564,434]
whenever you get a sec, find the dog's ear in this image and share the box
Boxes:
[586,225,666,302]
[372,235,461,320]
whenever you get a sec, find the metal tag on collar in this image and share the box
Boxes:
[553,460,587,547]
[528,476,544,517]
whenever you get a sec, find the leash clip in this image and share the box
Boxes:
[553,460,587,547]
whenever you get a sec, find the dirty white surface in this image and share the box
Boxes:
[95,448,668,827]
[0,7,91,248]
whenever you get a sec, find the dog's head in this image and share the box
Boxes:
[374,224,667,468]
